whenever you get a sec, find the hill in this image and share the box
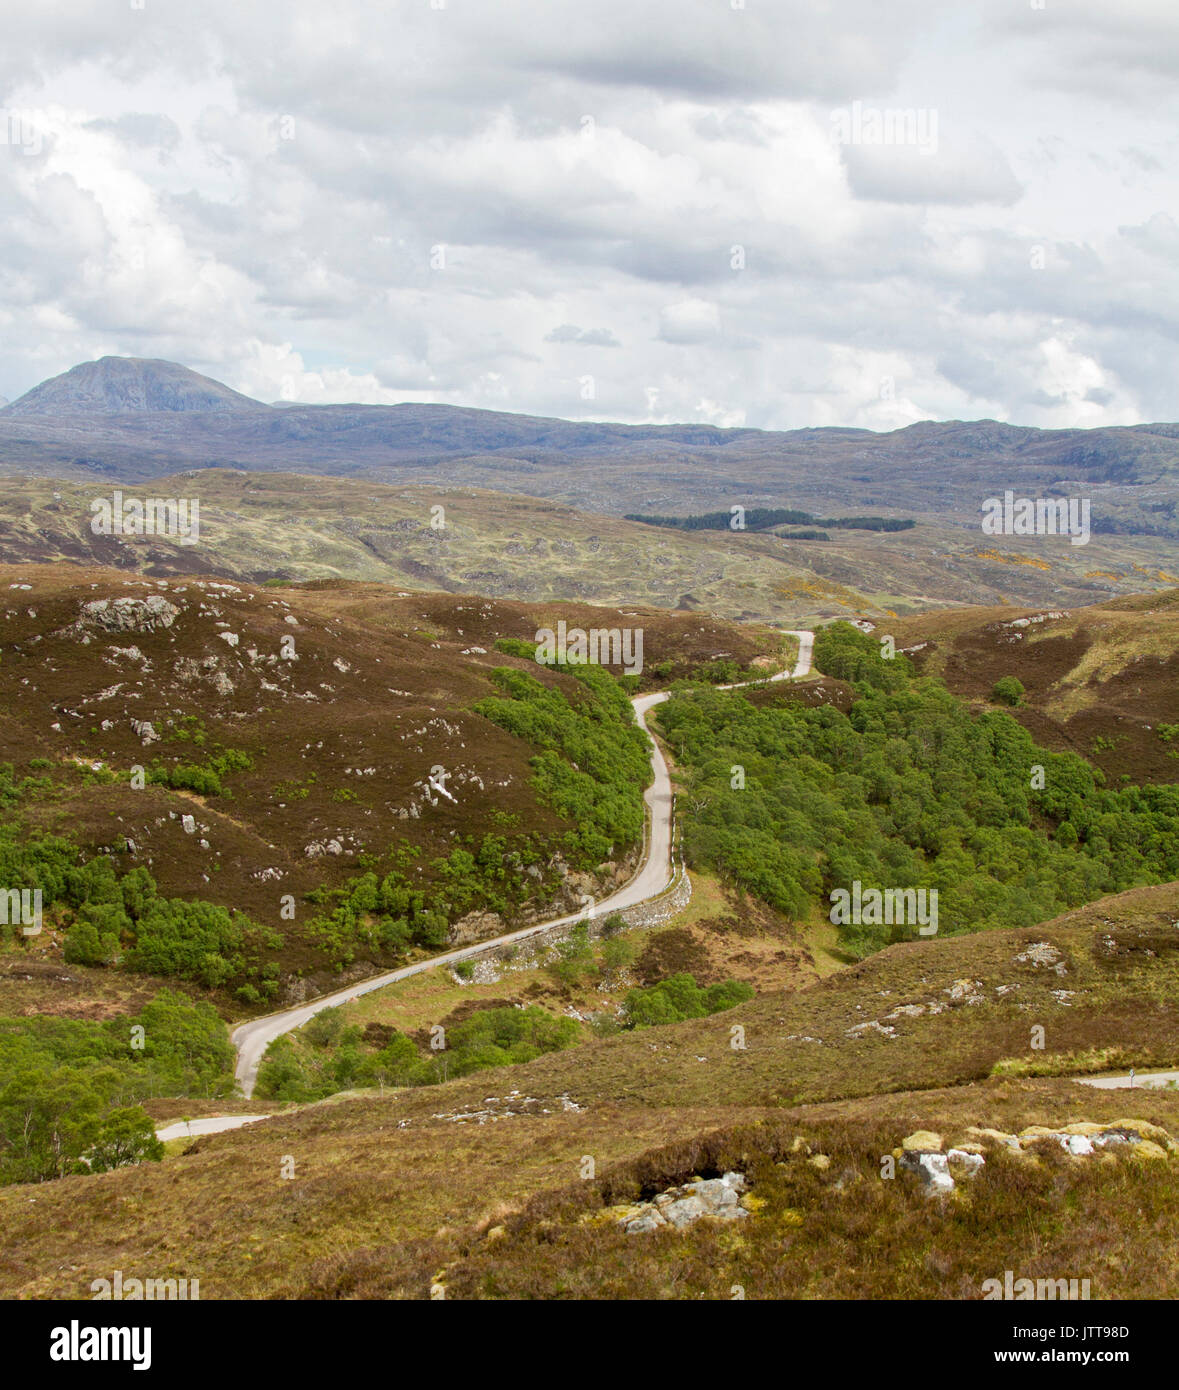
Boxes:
[0,564,785,1006]
[4,357,266,417]
[1,881,1177,1298]
[889,590,1179,786]
[0,470,1174,626]
[0,359,1176,555]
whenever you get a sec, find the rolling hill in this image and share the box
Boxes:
[0,470,1174,627]
[1,357,1177,551]
[1,880,1177,1299]
[0,563,785,1005]
[889,590,1179,787]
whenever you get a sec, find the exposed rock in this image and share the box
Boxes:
[71,595,179,635]
[1059,1134,1095,1157]
[304,839,344,858]
[1014,941,1068,975]
[1109,1118,1174,1145]
[902,1130,943,1152]
[618,1171,751,1234]
[901,1150,956,1195]
[846,1019,897,1039]
[449,910,507,947]
[944,978,985,1002]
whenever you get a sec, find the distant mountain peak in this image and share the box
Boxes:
[2,356,267,416]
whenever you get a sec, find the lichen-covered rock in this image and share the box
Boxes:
[619,1172,751,1234]
[902,1130,943,1152]
[73,595,179,634]
[1131,1140,1168,1161]
[966,1126,1021,1151]
[662,1195,709,1229]
[1109,1118,1172,1145]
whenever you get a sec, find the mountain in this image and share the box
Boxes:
[0,360,1176,550]
[3,356,266,417]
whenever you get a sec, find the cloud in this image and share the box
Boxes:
[657,298,721,345]
[842,133,1024,207]
[0,0,1171,433]
[85,111,181,153]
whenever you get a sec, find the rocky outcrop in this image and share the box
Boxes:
[894,1118,1177,1197]
[604,1172,754,1234]
[449,910,507,947]
[68,595,180,636]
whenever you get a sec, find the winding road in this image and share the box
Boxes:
[1077,1071,1179,1090]
[156,1114,269,1143]
[229,630,816,1098]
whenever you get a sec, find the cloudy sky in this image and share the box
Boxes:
[1,0,1177,430]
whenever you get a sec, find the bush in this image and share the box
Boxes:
[992,676,1025,707]
[623,973,754,1029]
[123,899,250,988]
[303,1007,345,1049]
[547,922,598,990]
[601,935,636,975]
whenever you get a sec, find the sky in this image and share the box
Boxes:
[0,0,1176,431]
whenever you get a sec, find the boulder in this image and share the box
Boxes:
[1109,1119,1172,1144]
[73,595,179,635]
[1059,1133,1095,1157]
[620,1172,751,1233]
[900,1151,955,1195]
[662,1196,709,1229]
[966,1126,1021,1151]
[902,1130,943,1152]
[1131,1140,1169,1161]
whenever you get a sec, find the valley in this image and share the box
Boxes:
[1,361,1177,1309]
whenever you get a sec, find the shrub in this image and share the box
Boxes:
[992,676,1025,707]
[623,973,754,1029]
